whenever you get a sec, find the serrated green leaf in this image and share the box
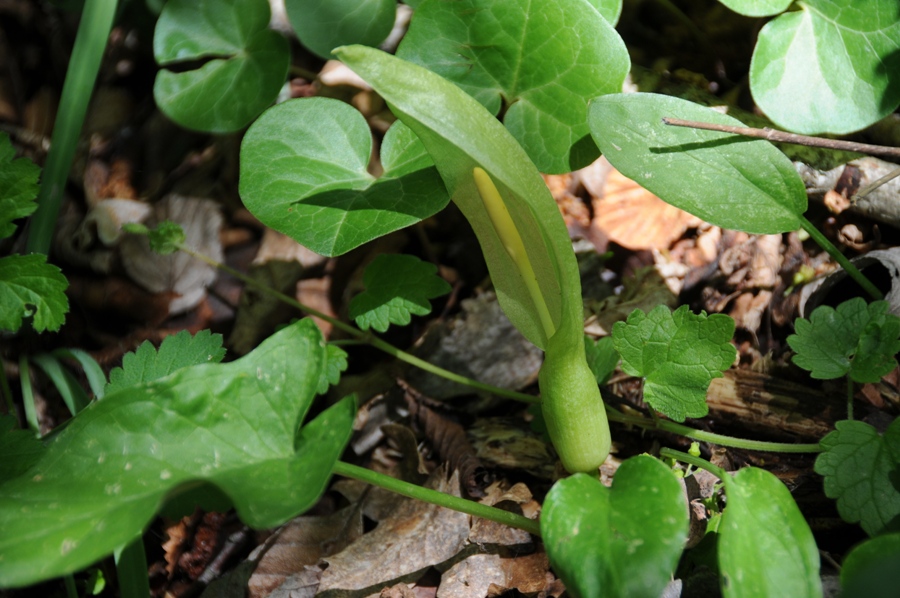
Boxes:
[0,320,354,588]
[541,455,689,598]
[814,418,900,536]
[285,0,395,59]
[717,0,791,17]
[240,98,449,256]
[0,254,69,333]
[349,254,451,332]
[396,0,629,173]
[588,93,807,234]
[584,335,619,385]
[719,467,821,598]
[106,329,226,395]
[317,344,348,395]
[841,533,900,597]
[612,305,735,421]
[788,298,900,383]
[153,0,290,132]
[750,0,900,134]
[0,133,41,240]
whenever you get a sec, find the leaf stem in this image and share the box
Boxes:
[178,245,826,453]
[659,448,727,481]
[661,117,900,160]
[178,245,540,404]
[115,539,151,598]
[606,407,822,453]
[798,215,883,300]
[331,461,542,537]
[26,0,119,254]
[847,379,854,421]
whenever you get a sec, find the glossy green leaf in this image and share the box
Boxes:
[814,418,900,536]
[240,98,449,257]
[788,298,900,383]
[719,467,821,598]
[396,0,629,173]
[750,0,900,134]
[349,254,451,332]
[586,0,623,24]
[588,93,807,234]
[106,329,226,395]
[0,254,69,333]
[0,320,354,588]
[542,455,689,598]
[584,335,619,384]
[613,305,736,421]
[336,45,582,350]
[716,0,791,17]
[153,0,290,132]
[841,533,900,597]
[0,133,40,240]
[285,0,395,59]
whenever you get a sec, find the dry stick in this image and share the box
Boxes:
[661,117,900,160]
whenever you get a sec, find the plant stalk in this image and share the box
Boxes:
[659,448,727,480]
[115,539,151,598]
[26,0,119,254]
[798,216,882,300]
[332,461,542,537]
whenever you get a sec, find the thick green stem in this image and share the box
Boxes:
[332,461,541,537]
[607,407,822,453]
[26,0,119,254]
[799,215,882,301]
[847,379,855,421]
[659,448,727,480]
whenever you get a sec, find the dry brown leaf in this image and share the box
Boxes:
[406,292,542,399]
[120,194,222,314]
[248,506,363,598]
[438,552,555,598]
[318,468,469,596]
[593,168,701,250]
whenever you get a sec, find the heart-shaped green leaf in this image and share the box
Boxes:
[285,0,395,59]
[240,97,449,256]
[717,0,791,17]
[750,0,900,134]
[589,93,807,234]
[0,319,354,588]
[718,467,821,597]
[541,455,689,598]
[336,45,584,349]
[396,0,629,173]
[153,0,290,133]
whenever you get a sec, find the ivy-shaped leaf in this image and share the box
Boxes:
[0,133,40,239]
[719,467,821,597]
[0,254,69,333]
[285,0,395,59]
[240,98,449,256]
[153,0,290,132]
[106,329,227,395]
[316,344,348,395]
[584,335,619,385]
[396,0,629,173]
[0,320,354,588]
[750,0,900,134]
[588,93,807,235]
[788,298,900,383]
[814,418,900,536]
[717,0,792,17]
[541,455,688,598]
[613,305,736,421]
[349,254,451,332]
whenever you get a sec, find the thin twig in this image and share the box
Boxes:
[661,117,900,159]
